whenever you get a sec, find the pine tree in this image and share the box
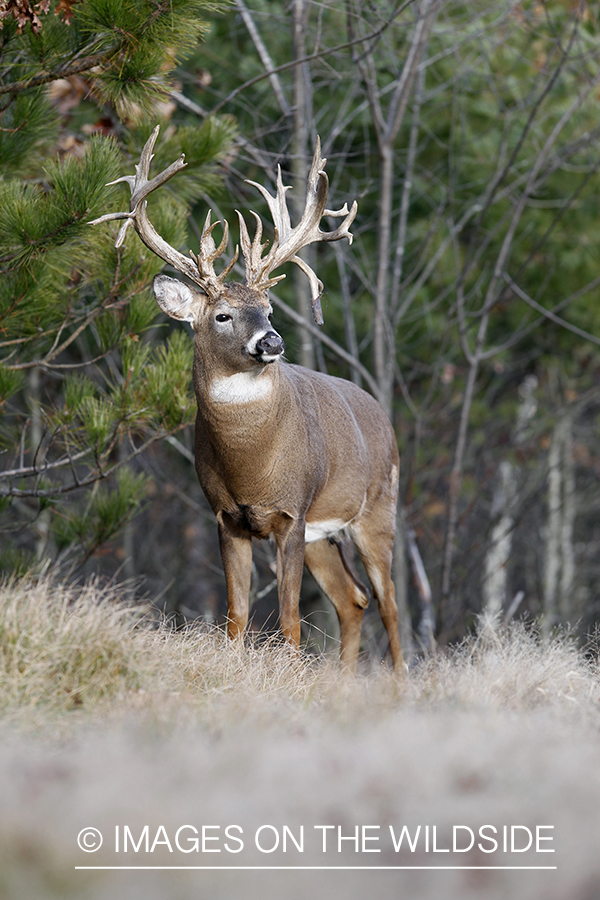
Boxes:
[0,0,236,571]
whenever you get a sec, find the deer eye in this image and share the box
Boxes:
[215,313,231,323]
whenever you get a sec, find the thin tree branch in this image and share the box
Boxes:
[502,274,600,349]
[235,0,291,116]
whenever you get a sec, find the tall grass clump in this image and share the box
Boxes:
[0,575,336,725]
[0,577,151,715]
[408,615,600,713]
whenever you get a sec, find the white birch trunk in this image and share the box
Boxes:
[483,375,537,618]
[483,460,517,616]
[394,506,415,661]
[543,414,576,634]
[559,414,576,620]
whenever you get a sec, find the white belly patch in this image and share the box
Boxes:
[304,518,349,543]
[209,373,272,404]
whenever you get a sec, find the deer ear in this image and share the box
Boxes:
[152,274,206,323]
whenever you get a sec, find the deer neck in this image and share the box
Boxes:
[193,350,282,443]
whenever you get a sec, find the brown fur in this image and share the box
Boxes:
[154,275,404,672]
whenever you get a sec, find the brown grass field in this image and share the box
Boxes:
[0,576,598,900]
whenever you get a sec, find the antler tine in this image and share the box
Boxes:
[193,211,236,293]
[217,245,239,283]
[198,210,240,286]
[90,125,236,298]
[240,136,358,323]
[236,209,276,286]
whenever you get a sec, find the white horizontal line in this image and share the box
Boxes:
[75,866,558,871]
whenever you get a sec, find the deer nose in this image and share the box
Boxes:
[256,331,285,356]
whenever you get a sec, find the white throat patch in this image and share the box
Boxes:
[209,372,273,404]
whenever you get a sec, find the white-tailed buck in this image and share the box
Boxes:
[92,126,404,672]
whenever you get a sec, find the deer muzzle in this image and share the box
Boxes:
[255,331,285,360]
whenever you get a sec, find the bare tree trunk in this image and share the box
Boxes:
[334,242,361,386]
[235,0,290,117]
[407,524,435,655]
[441,345,483,625]
[29,367,50,561]
[394,505,414,661]
[483,460,517,616]
[559,413,576,620]
[543,422,562,634]
[347,0,438,653]
[291,0,315,370]
[483,374,538,618]
[348,0,439,412]
[119,442,136,581]
[543,413,576,634]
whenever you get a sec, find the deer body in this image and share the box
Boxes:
[196,358,398,544]
[92,127,404,671]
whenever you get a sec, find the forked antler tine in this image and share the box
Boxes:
[199,213,229,265]
[236,210,275,284]
[100,125,186,208]
[89,125,201,285]
[199,210,217,255]
[274,166,293,239]
[131,153,186,207]
[115,217,135,248]
[249,210,264,259]
[191,210,237,288]
[245,171,292,243]
[89,125,251,292]
[322,200,358,243]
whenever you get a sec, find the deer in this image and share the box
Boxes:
[91,126,404,673]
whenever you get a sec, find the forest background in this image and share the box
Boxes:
[2,0,600,663]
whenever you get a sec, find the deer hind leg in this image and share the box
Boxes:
[351,517,405,672]
[274,519,307,647]
[304,539,369,672]
[217,513,253,639]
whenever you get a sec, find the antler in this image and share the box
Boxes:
[89,125,237,298]
[239,137,358,324]
[91,128,356,322]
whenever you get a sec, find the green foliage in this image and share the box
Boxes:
[0,0,234,570]
[0,89,59,176]
[143,330,196,430]
[1,0,225,122]
[53,468,149,558]
[0,366,23,405]
[78,396,114,451]
[0,137,121,273]
[127,116,239,205]
[0,548,35,578]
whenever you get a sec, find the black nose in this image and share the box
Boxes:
[256,331,285,356]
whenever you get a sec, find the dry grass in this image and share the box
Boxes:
[0,576,599,900]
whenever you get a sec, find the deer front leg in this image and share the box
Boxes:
[274,518,307,647]
[217,512,253,639]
